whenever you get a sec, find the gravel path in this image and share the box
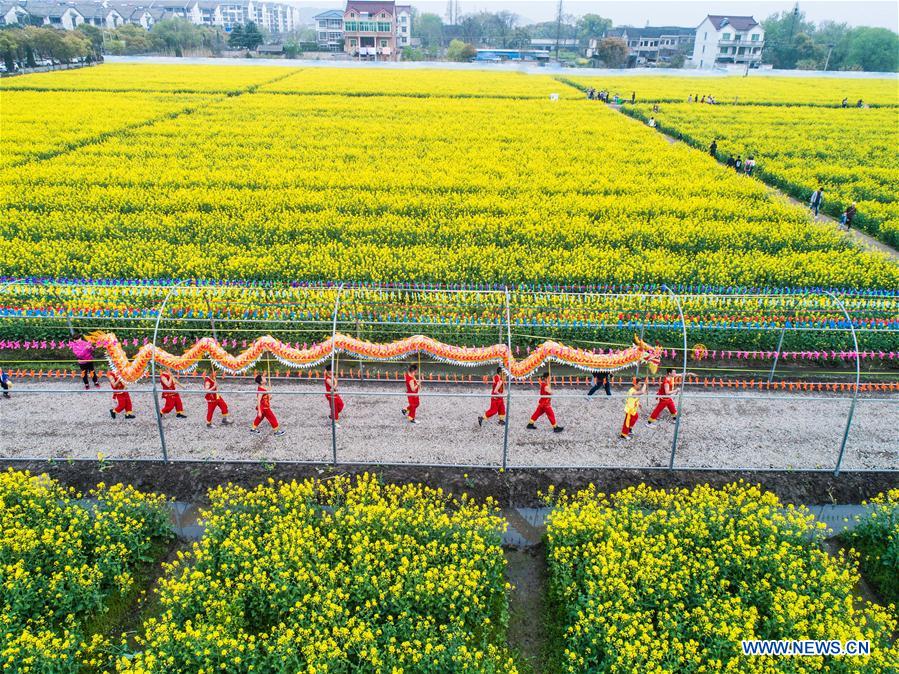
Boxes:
[1,380,896,471]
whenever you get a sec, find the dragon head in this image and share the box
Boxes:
[633,334,662,374]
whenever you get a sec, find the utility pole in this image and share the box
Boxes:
[823,43,834,71]
[554,0,563,61]
[788,2,799,42]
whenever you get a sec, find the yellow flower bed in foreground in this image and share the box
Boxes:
[0,469,173,673]
[119,475,517,673]
[546,482,897,673]
[565,74,899,106]
[2,83,896,289]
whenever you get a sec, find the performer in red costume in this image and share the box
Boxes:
[647,368,680,424]
[108,370,135,419]
[478,366,507,427]
[324,364,344,425]
[159,369,186,418]
[251,372,284,435]
[203,368,232,428]
[402,363,420,424]
[527,371,564,432]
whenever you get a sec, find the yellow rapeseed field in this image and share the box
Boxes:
[1,65,896,289]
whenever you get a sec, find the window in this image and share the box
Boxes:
[721,32,730,41]
[703,31,707,39]
[349,38,357,46]
[379,38,387,47]
[751,33,759,41]
[377,21,390,31]
[701,45,705,53]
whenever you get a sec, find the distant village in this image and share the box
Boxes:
[1,0,893,72]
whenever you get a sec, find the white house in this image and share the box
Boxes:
[76,4,125,28]
[314,9,344,51]
[691,15,764,69]
[20,2,85,29]
[0,3,30,25]
[395,3,410,49]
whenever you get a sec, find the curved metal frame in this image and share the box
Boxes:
[150,280,191,463]
[768,294,807,383]
[329,283,346,466]
[661,285,689,470]
[824,290,862,476]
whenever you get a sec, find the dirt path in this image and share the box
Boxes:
[1,380,896,471]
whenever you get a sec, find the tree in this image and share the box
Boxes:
[75,23,103,61]
[457,15,484,45]
[446,38,475,61]
[762,9,816,68]
[594,36,628,67]
[151,17,201,57]
[576,13,611,48]
[842,27,898,72]
[242,22,263,51]
[228,24,245,48]
[107,23,155,55]
[414,12,444,48]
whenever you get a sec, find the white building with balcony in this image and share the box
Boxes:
[691,15,764,69]
[315,9,343,51]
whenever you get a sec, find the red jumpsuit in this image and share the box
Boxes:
[325,373,344,421]
[160,372,184,415]
[204,374,229,424]
[530,379,557,426]
[484,374,506,420]
[404,371,420,421]
[648,376,677,422]
[253,385,278,429]
[110,373,133,415]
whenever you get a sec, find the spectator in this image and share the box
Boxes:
[856,99,863,108]
[1,367,10,398]
[744,156,756,176]
[841,97,848,108]
[734,155,743,172]
[652,103,660,113]
[647,117,656,128]
[809,186,825,219]
[842,202,857,230]
[700,95,706,103]
[687,94,693,102]
[709,139,718,157]
[726,155,735,168]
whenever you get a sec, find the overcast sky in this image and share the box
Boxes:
[309,1,899,30]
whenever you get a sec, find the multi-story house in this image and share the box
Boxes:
[19,1,84,29]
[314,9,344,51]
[691,15,764,69]
[343,1,398,60]
[395,3,410,49]
[0,2,31,25]
[75,3,125,28]
[588,26,694,66]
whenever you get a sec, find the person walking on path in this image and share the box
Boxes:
[809,186,825,219]
[734,156,743,172]
[709,139,717,158]
[842,202,857,230]
[478,367,507,427]
[527,371,564,433]
[744,156,756,176]
[647,117,656,128]
[71,333,100,390]
[108,370,134,419]
[586,371,612,398]
[402,363,420,424]
[0,367,11,399]
[203,368,231,428]
[159,369,186,418]
[620,378,648,439]
[251,372,283,435]
[647,369,680,425]
[324,364,344,426]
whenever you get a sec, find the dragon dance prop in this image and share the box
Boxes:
[88,332,662,383]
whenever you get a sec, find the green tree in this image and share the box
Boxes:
[414,12,444,48]
[242,22,263,50]
[75,23,103,60]
[594,36,628,67]
[446,38,475,61]
[228,24,245,49]
[151,17,200,57]
[575,13,611,48]
[0,29,20,71]
[108,23,154,54]
[762,8,816,68]
[842,27,898,72]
